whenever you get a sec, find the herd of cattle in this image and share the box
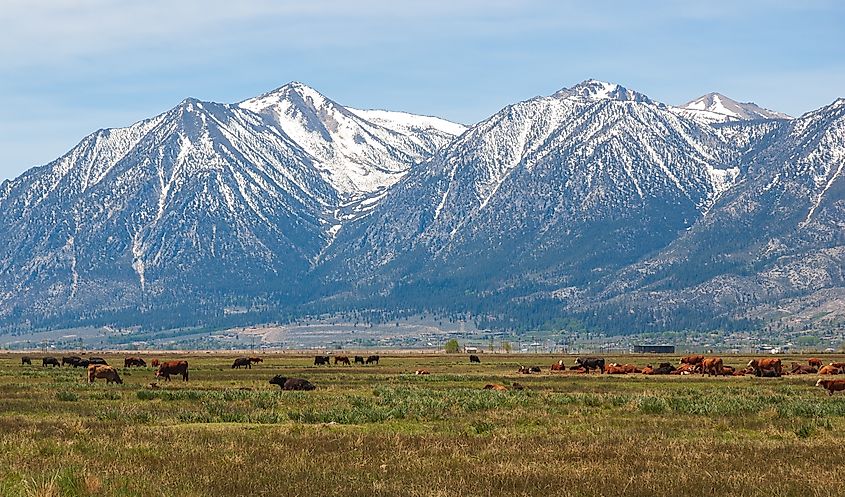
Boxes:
[15,352,845,395]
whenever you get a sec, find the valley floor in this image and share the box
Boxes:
[1,353,844,496]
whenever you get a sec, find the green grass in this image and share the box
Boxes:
[1,352,845,496]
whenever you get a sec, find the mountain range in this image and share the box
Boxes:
[0,80,842,337]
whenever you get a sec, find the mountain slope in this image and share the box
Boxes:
[675,92,791,124]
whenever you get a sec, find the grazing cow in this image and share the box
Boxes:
[334,355,351,366]
[748,358,782,376]
[469,355,481,364]
[483,384,508,391]
[87,364,123,384]
[75,359,90,368]
[701,357,723,377]
[819,365,840,375]
[21,357,31,365]
[124,357,146,368]
[574,357,605,373]
[231,357,251,369]
[354,356,365,365]
[62,356,82,367]
[366,355,380,365]
[269,375,315,391]
[151,359,160,367]
[808,358,823,368]
[88,357,108,366]
[43,357,60,367]
[248,357,263,364]
[816,379,845,395]
[314,355,330,366]
[156,361,189,381]
[414,369,430,375]
[679,355,705,366]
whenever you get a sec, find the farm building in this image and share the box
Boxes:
[633,344,675,354]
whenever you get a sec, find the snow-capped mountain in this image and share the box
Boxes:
[0,83,464,324]
[675,92,791,123]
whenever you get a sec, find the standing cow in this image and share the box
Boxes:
[354,356,365,365]
[43,357,60,367]
[334,356,351,365]
[156,361,189,381]
[124,357,146,368]
[469,355,481,364]
[87,364,123,384]
[574,357,605,373]
[21,357,32,365]
[700,357,723,377]
[366,355,380,365]
[232,357,251,369]
[748,358,782,377]
[314,355,330,366]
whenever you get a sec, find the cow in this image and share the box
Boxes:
[641,365,655,375]
[62,356,82,367]
[469,355,481,364]
[483,384,508,391]
[151,359,160,367]
[87,364,123,384]
[43,357,60,367]
[574,357,605,373]
[808,358,823,368]
[511,382,525,391]
[124,357,146,368]
[653,362,676,375]
[75,359,90,368]
[88,357,108,366]
[248,357,263,364]
[314,355,330,366]
[156,361,189,381]
[334,355,351,366]
[366,355,380,365]
[701,357,723,377]
[354,356,365,365]
[755,368,781,378]
[604,364,628,374]
[830,362,845,370]
[819,365,841,375]
[569,366,587,373]
[748,358,782,376]
[414,369,430,375]
[269,375,315,391]
[721,365,736,376]
[550,362,566,371]
[614,363,641,374]
[21,357,31,365]
[790,362,817,375]
[231,357,251,369]
[679,355,705,366]
[816,379,845,395]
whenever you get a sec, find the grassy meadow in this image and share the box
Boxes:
[1,352,844,496]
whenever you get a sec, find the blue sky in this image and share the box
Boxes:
[1,0,844,181]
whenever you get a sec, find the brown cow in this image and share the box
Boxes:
[269,376,315,391]
[680,355,705,366]
[156,361,189,381]
[334,355,351,365]
[830,362,845,369]
[414,369,430,375]
[748,358,782,376]
[641,365,655,375]
[483,384,508,391]
[151,359,160,367]
[816,379,845,395]
[790,362,817,375]
[248,357,263,364]
[819,365,841,375]
[808,358,823,368]
[701,357,723,377]
[550,362,566,371]
[721,365,736,376]
[87,364,123,384]
[604,364,628,374]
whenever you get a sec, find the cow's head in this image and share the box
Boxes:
[747,359,758,368]
[269,375,287,387]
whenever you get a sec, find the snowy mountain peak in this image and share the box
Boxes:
[679,92,790,122]
[553,79,653,103]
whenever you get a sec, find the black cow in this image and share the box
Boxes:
[269,375,316,391]
[469,355,481,364]
[574,357,605,373]
[21,357,31,365]
[232,357,251,369]
[652,362,676,375]
[88,357,108,366]
[43,357,60,367]
[62,356,82,367]
[75,359,90,368]
[354,356,365,365]
[366,355,380,365]
[755,368,781,378]
[314,355,330,366]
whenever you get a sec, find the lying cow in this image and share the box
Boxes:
[124,357,146,368]
[604,364,628,374]
[550,362,566,371]
[269,375,315,391]
[574,357,605,373]
[156,361,189,381]
[414,369,430,375]
[808,358,823,368]
[790,362,817,375]
[232,357,251,369]
[819,365,841,375]
[652,362,677,375]
[87,364,123,384]
[483,383,508,391]
[816,379,845,395]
